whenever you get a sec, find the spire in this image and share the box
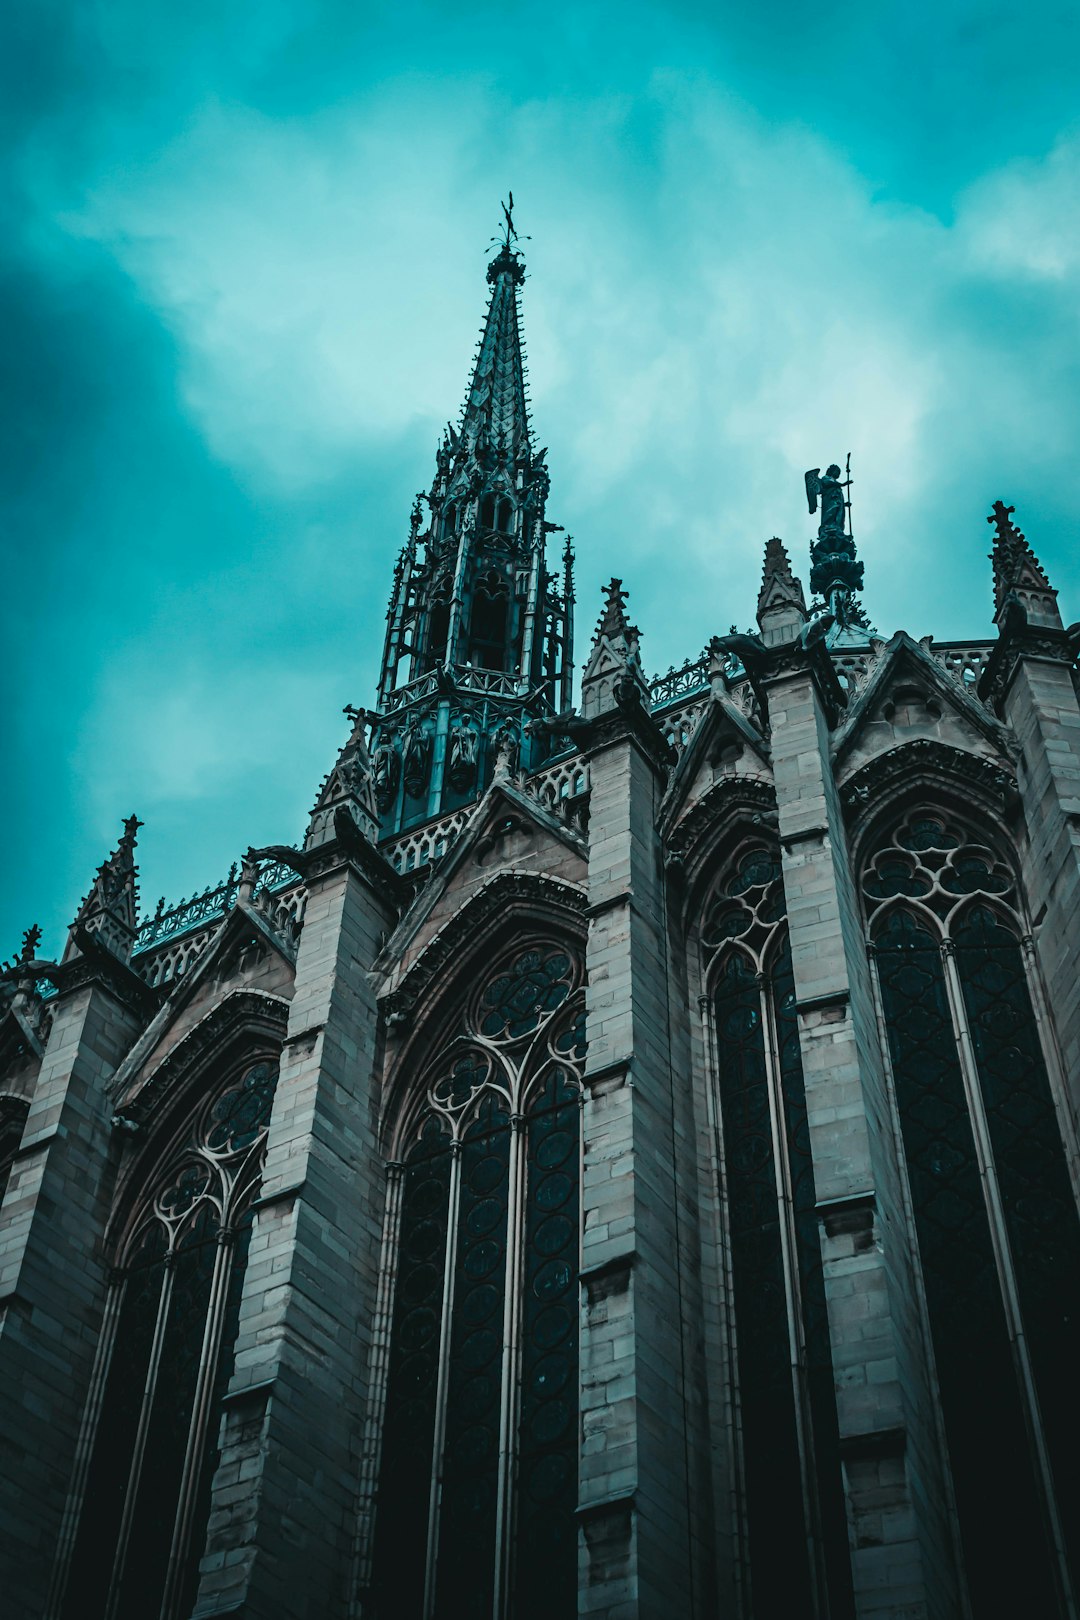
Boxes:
[756,537,807,646]
[367,202,573,835]
[64,815,142,964]
[987,499,1061,629]
[459,196,531,464]
[581,579,646,718]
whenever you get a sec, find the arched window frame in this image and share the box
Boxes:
[54,1051,281,1620]
[359,934,586,1620]
[697,837,849,1618]
[860,803,1080,1611]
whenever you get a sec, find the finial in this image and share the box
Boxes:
[987,499,1023,546]
[594,578,639,644]
[20,923,42,963]
[487,194,529,284]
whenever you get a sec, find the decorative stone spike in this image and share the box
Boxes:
[987,500,1061,629]
[756,536,807,647]
[304,707,380,851]
[581,578,648,718]
[63,815,142,965]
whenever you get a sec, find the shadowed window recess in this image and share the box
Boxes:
[866,810,1080,1617]
[368,943,584,1620]
[59,1057,279,1620]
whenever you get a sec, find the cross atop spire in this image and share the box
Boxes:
[987,498,1060,627]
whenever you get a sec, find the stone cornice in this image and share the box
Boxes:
[578,686,676,779]
[759,637,847,728]
[51,926,161,1020]
[305,808,406,912]
[977,622,1075,711]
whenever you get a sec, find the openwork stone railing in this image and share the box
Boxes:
[382,808,474,875]
[382,665,525,717]
[649,654,710,708]
[933,641,994,695]
[131,860,306,991]
[655,693,712,757]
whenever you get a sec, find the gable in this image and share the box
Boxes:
[833,634,1010,782]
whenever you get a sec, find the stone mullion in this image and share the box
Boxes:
[494,1111,527,1619]
[160,1228,236,1620]
[45,1271,127,1620]
[939,941,1076,1609]
[423,1136,463,1619]
[348,1160,406,1615]
[759,971,826,1620]
[104,1257,175,1620]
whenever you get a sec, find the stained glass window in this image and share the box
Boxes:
[371,941,584,1620]
[514,1067,581,1620]
[875,910,1055,1614]
[61,1054,279,1620]
[703,843,851,1619]
[714,951,813,1617]
[866,809,1080,1610]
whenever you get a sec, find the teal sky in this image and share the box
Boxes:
[5,1,1080,954]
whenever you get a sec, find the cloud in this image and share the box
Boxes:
[4,3,1080,949]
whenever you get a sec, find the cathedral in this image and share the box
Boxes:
[3,209,1080,1620]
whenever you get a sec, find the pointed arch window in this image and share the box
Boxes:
[865,811,1080,1613]
[365,943,585,1620]
[58,1056,280,1620]
[702,845,852,1620]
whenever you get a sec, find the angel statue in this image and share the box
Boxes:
[805,463,850,538]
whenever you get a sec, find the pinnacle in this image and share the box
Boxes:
[987,498,1052,610]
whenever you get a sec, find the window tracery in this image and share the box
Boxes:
[61,1055,279,1620]
[369,941,584,1620]
[702,842,851,1620]
[865,809,1080,1612]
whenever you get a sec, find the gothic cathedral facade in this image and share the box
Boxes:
[3,224,1080,1620]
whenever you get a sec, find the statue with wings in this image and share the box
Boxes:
[804,461,851,538]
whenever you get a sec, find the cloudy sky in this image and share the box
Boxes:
[5,0,1080,953]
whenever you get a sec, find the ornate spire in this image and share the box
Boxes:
[756,537,807,646]
[987,499,1060,628]
[581,579,646,718]
[64,815,142,964]
[460,198,531,465]
[367,202,573,835]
